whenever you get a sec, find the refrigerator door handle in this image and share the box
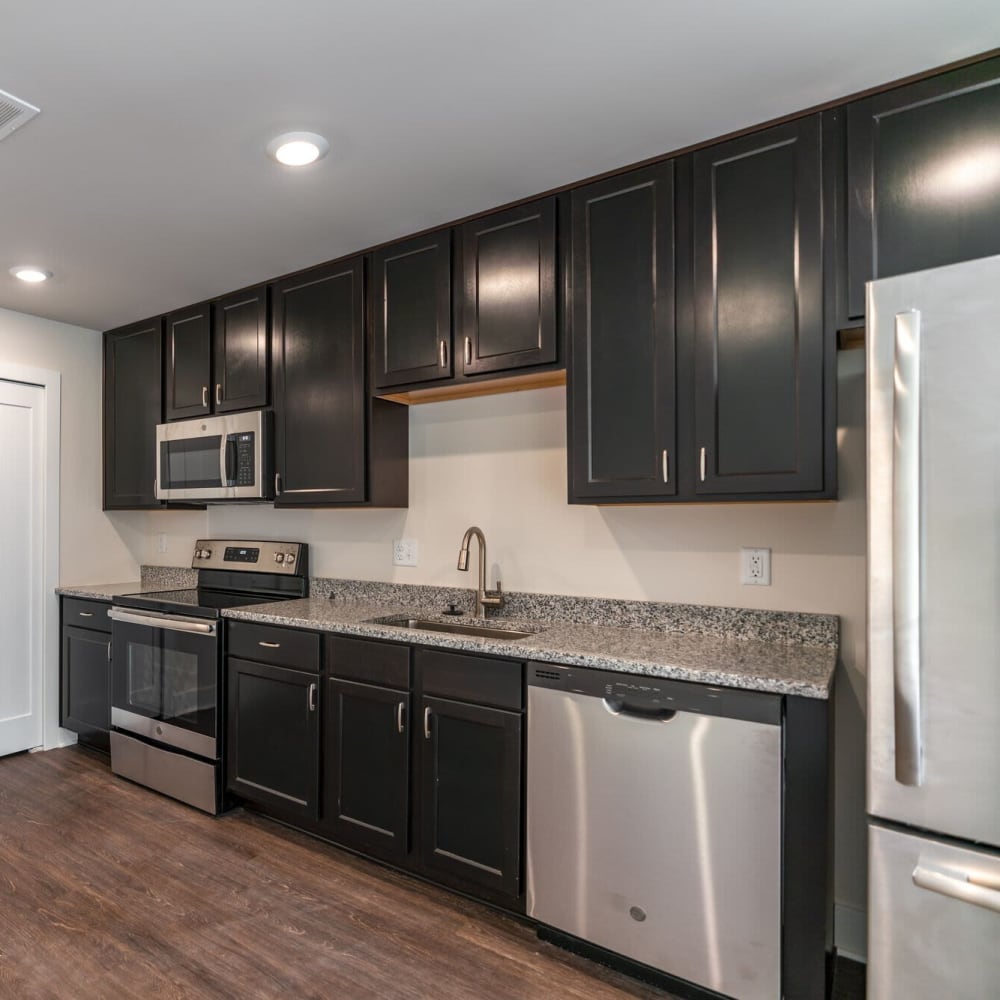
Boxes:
[912,862,1000,915]
[892,309,924,786]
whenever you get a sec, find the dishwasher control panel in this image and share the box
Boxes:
[526,662,782,725]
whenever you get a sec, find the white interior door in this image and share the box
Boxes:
[0,379,44,756]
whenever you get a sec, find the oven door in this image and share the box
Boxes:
[109,608,220,759]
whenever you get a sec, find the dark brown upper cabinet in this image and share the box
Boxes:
[212,285,269,413]
[164,302,212,421]
[104,317,163,509]
[271,257,408,508]
[846,57,1000,321]
[165,286,269,421]
[459,198,557,376]
[372,231,453,389]
[567,163,677,501]
[693,115,826,496]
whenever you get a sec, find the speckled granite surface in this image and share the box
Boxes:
[308,578,837,647]
[224,597,837,699]
[140,565,198,590]
[56,566,197,601]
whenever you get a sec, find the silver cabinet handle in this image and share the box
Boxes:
[913,862,1000,914]
[215,383,222,405]
[661,449,669,484]
[308,683,317,712]
[78,611,94,618]
[257,640,281,649]
[397,701,405,734]
[464,336,472,366]
[423,706,432,739]
[699,446,707,482]
[274,472,282,496]
[893,309,923,786]
[201,386,208,407]
[107,640,112,662]
[439,339,448,368]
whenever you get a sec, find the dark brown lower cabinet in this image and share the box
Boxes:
[226,657,320,820]
[61,623,112,752]
[324,678,410,857]
[418,694,522,900]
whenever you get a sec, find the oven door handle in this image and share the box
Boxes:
[109,608,218,636]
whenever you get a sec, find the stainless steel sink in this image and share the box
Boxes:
[373,616,537,641]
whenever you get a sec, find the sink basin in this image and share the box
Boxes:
[373,616,537,641]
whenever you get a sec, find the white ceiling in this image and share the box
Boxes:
[1,1,998,331]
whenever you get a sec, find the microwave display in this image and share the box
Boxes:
[161,436,224,489]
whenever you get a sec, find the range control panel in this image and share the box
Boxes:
[190,539,306,576]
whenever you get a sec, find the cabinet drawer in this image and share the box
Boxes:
[62,598,111,633]
[326,635,410,689]
[417,648,522,711]
[227,620,320,672]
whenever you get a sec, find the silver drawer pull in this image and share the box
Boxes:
[699,446,707,482]
[107,640,112,662]
[78,611,94,617]
[661,449,669,484]
[464,336,472,365]
[215,383,222,405]
[913,863,1000,914]
[201,386,208,407]
[258,640,281,649]
[397,701,405,734]
[424,706,432,739]
[308,683,317,712]
[439,339,448,368]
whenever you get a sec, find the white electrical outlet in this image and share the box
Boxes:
[392,538,418,567]
[741,547,771,586]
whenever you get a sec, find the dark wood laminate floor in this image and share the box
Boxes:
[0,747,673,1000]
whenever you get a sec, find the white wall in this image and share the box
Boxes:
[0,307,151,584]
[125,350,870,952]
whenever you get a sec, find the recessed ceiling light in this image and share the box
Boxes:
[10,265,52,283]
[267,131,330,167]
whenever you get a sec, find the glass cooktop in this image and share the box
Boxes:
[115,588,289,619]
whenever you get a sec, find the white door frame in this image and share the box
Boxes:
[0,362,66,751]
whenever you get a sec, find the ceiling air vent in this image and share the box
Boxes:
[0,89,40,142]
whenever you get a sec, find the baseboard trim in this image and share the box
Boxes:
[834,902,867,963]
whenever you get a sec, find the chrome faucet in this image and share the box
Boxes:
[457,526,504,618]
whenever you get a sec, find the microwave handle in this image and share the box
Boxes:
[224,436,238,485]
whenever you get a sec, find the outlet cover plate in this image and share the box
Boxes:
[741,547,771,586]
[393,538,418,567]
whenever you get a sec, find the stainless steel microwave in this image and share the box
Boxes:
[155,410,273,502]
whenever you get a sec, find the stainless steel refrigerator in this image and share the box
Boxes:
[867,255,1000,998]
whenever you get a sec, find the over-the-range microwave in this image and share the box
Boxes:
[155,410,273,502]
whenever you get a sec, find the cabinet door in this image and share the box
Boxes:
[213,285,269,413]
[104,318,163,508]
[568,164,676,501]
[372,231,452,389]
[847,57,1000,320]
[419,695,521,899]
[460,198,557,376]
[324,678,410,857]
[226,658,320,820]
[61,625,111,749]
[164,302,212,421]
[271,257,366,505]
[693,115,824,495]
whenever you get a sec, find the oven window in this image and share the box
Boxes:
[115,625,219,742]
[161,436,223,489]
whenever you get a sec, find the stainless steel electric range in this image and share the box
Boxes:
[108,539,308,814]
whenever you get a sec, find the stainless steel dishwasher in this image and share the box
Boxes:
[526,663,783,1000]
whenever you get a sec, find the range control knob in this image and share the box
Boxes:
[195,548,207,559]
[285,553,296,565]
[275,553,285,564]
[202,549,211,559]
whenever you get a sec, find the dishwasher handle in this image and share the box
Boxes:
[602,698,677,724]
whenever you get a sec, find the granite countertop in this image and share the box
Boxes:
[224,597,837,700]
[56,582,144,600]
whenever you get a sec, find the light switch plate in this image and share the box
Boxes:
[741,547,771,585]
[392,538,418,567]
